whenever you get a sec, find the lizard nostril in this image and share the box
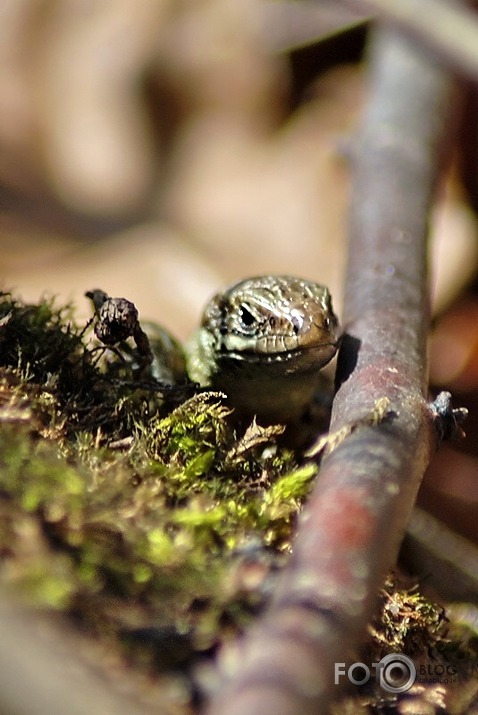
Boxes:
[290,309,303,336]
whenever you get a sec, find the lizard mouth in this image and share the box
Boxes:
[220,327,340,354]
[218,340,339,367]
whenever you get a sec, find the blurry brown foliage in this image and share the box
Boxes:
[0,0,475,331]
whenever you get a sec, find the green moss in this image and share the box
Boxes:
[329,575,478,714]
[264,464,317,514]
[367,574,448,658]
[0,291,317,674]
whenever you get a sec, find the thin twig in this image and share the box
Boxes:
[206,26,457,715]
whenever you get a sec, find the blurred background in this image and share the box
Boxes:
[1,0,478,542]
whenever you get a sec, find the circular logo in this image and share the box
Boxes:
[377,654,416,693]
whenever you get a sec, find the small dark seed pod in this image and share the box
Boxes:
[94,297,139,346]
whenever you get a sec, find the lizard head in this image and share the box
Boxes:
[201,275,340,369]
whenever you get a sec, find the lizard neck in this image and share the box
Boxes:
[188,328,332,424]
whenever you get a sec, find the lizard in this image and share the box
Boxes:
[186,275,340,429]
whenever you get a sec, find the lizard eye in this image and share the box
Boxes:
[239,305,256,327]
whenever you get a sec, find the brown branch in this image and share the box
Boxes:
[340,0,478,81]
[205,26,457,715]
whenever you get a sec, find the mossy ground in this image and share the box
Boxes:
[1,291,476,712]
[0,291,317,684]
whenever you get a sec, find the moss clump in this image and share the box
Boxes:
[0,291,317,678]
[330,575,478,715]
[368,574,448,658]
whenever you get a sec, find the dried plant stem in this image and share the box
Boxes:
[206,27,457,715]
